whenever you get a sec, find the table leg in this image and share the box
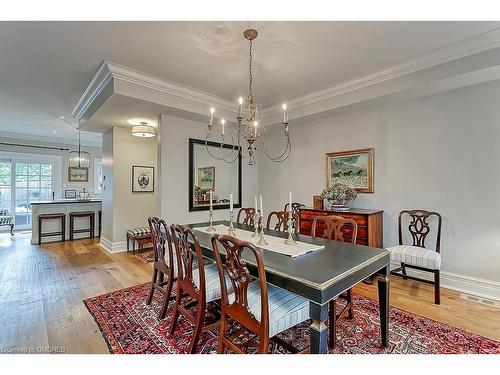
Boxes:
[377,265,390,348]
[309,302,329,354]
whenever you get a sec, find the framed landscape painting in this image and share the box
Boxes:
[68,167,88,182]
[132,165,154,192]
[326,148,374,193]
[198,166,215,191]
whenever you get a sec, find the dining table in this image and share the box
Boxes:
[187,220,391,354]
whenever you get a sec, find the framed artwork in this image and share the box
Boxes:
[68,167,89,182]
[64,189,77,199]
[132,166,154,192]
[326,148,374,193]
[197,166,215,191]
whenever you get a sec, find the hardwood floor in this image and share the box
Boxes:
[0,232,498,354]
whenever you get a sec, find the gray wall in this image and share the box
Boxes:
[258,80,500,285]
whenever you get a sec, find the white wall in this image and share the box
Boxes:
[258,80,500,293]
[159,114,258,224]
[0,135,102,198]
[100,127,158,250]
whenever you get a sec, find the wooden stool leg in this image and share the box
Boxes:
[434,270,441,305]
[38,217,42,245]
[62,216,66,242]
[9,223,14,235]
[90,214,95,238]
[70,216,74,241]
[401,262,407,280]
[127,234,130,252]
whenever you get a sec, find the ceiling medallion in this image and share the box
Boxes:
[206,28,291,165]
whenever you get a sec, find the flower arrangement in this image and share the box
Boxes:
[321,183,357,205]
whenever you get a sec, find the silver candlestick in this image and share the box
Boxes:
[256,218,268,246]
[206,207,216,232]
[284,211,297,245]
[251,212,259,237]
[228,209,236,236]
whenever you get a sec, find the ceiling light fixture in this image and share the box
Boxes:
[205,28,291,165]
[69,124,90,168]
[131,122,156,138]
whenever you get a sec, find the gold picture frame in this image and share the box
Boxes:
[68,167,89,182]
[326,148,374,193]
[197,166,215,191]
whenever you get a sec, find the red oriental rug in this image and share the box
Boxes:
[134,250,154,263]
[83,282,500,354]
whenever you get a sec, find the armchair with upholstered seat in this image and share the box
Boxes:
[0,209,14,235]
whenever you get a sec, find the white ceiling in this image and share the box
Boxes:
[1,21,500,145]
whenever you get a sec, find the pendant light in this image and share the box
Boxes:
[69,124,90,168]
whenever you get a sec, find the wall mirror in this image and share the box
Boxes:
[189,138,242,212]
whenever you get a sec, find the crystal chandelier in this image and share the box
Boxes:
[69,125,90,168]
[206,29,291,165]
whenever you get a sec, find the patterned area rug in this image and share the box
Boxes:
[84,282,500,354]
[134,250,154,263]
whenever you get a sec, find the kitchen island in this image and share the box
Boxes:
[31,200,102,244]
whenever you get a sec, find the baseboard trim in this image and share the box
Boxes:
[390,262,500,302]
[99,236,127,253]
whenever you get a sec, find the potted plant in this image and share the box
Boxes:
[321,183,357,211]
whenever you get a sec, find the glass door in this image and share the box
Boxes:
[14,162,53,226]
[0,160,12,213]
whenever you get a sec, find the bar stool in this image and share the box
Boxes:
[69,211,95,240]
[38,213,66,245]
[98,210,102,237]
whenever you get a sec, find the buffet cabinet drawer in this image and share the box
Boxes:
[299,210,368,226]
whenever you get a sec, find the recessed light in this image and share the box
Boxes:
[53,130,57,133]
[60,116,65,119]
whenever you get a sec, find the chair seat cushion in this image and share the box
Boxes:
[0,215,13,226]
[193,263,234,303]
[388,245,441,270]
[127,226,151,237]
[230,281,310,338]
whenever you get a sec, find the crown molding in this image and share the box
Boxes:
[262,27,500,118]
[72,60,237,122]
[0,130,101,148]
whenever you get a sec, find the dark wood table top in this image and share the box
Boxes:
[188,220,390,304]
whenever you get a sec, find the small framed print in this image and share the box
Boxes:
[64,189,77,199]
[132,166,154,193]
[197,166,215,191]
[68,167,89,182]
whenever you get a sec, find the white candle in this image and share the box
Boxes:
[229,193,233,212]
[221,119,225,136]
[282,103,287,123]
[289,191,292,212]
[209,107,214,125]
[210,190,213,209]
[259,195,264,218]
[238,97,243,117]
[254,196,258,212]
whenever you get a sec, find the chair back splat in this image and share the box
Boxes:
[211,234,269,354]
[311,215,358,244]
[236,207,256,226]
[398,209,442,252]
[146,217,176,319]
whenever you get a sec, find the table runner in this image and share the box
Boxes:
[194,224,324,258]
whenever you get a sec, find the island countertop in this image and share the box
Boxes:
[31,199,102,205]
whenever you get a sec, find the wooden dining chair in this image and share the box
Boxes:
[146,217,177,319]
[211,234,310,354]
[266,210,289,232]
[236,207,256,226]
[284,202,305,215]
[311,215,358,349]
[388,210,442,304]
[168,224,234,353]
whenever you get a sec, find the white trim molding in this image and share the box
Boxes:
[390,262,500,302]
[99,236,127,253]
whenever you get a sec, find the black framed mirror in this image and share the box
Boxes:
[189,138,242,212]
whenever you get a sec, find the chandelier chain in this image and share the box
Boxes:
[248,39,253,97]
